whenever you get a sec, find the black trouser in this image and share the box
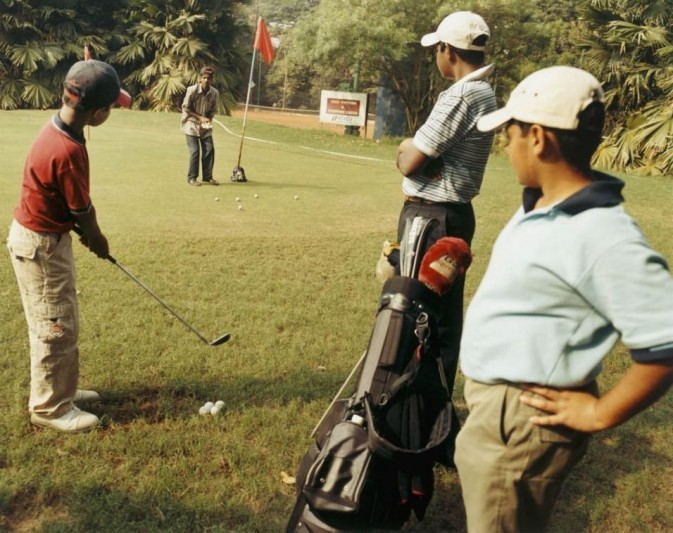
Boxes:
[397,200,475,462]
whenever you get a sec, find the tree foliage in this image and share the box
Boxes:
[0,0,249,111]
[262,0,585,134]
[0,0,126,109]
[115,0,249,112]
[580,0,673,175]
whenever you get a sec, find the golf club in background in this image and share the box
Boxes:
[72,226,230,346]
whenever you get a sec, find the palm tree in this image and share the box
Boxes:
[0,0,125,109]
[114,0,247,113]
[580,0,673,175]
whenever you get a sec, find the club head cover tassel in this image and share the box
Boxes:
[375,240,400,283]
[419,237,472,295]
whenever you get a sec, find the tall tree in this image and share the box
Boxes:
[0,0,125,109]
[580,0,673,175]
[262,0,586,134]
[114,0,248,112]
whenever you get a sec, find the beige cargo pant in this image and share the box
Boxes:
[454,378,593,533]
[7,219,79,418]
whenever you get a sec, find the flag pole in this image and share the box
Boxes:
[237,38,257,168]
[231,17,259,183]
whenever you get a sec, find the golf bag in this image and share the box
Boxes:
[286,217,454,532]
[230,165,247,182]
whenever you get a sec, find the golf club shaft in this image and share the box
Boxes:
[310,350,367,438]
[71,226,226,345]
[110,259,211,344]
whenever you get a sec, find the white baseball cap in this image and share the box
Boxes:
[477,66,605,132]
[420,11,490,51]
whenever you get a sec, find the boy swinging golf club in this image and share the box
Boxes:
[7,59,131,433]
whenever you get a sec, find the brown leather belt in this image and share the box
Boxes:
[405,195,444,205]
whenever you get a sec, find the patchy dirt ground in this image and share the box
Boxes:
[231,107,375,138]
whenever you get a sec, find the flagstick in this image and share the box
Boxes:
[236,44,257,170]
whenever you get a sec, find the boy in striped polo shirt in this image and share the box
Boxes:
[395,11,497,458]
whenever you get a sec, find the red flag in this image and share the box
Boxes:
[84,45,91,61]
[254,18,274,64]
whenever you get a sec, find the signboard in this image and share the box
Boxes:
[319,90,368,127]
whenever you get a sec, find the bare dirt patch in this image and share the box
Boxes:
[231,107,375,138]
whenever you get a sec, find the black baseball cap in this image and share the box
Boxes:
[63,59,132,109]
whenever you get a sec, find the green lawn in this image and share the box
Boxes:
[1,110,671,532]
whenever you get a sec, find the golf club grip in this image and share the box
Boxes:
[71,225,117,263]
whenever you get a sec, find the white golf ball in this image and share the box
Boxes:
[238,205,243,211]
[215,197,219,202]
[215,400,225,409]
[294,195,299,200]
[199,401,214,415]
[210,405,222,416]
[254,194,259,198]
[235,197,241,202]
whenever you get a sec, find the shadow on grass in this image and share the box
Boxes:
[4,484,267,532]
[93,368,350,426]
[548,426,670,532]
[59,373,670,533]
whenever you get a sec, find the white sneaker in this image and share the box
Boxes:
[74,389,101,402]
[31,406,100,433]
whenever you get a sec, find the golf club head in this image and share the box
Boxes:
[210,333,231,346]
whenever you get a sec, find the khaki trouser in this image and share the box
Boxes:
[7,219,79,418]
[454,378,593,533]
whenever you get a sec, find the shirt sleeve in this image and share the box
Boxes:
[60,148,91,215]
[413,92,472,158]
[578,239,673,362]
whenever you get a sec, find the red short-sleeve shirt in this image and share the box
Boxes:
[14,114,91,233]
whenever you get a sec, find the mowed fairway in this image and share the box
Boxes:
[1,109,672,532]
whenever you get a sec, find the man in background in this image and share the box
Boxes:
[181,66,219,186]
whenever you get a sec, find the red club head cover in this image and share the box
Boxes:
[419,237,472,295]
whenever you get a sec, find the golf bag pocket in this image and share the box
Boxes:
[303,419,371,514]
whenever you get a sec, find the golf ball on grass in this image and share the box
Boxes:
[254,194,259,198]
[235,197,241,202]
[199,401,215,415]
[238,205,244,211]
[215,400,225,409]
[294,195,299,200]
[210,405,222,416]
[215,197,219,202]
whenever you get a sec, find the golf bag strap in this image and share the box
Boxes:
[363,394,452,464]
[285,491,308,533]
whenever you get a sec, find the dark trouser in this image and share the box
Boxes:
[186,134,215,182]
[397,200,476,460]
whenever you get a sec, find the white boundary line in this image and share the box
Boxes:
[213,119,393,164]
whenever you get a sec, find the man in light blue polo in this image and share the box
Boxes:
[454,66,673,532]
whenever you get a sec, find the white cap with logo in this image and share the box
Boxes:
[420,11,490,51]
[477,66,605,132]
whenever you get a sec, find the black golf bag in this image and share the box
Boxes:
[286,217,452,532]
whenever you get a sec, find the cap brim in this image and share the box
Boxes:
[420,32,440,47]
[477,108,512,132]
[115,89,132,108]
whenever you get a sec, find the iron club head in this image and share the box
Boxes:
[210,333,231,346]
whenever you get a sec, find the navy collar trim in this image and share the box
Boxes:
[522,171,625,215]
[52,113,85,145]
